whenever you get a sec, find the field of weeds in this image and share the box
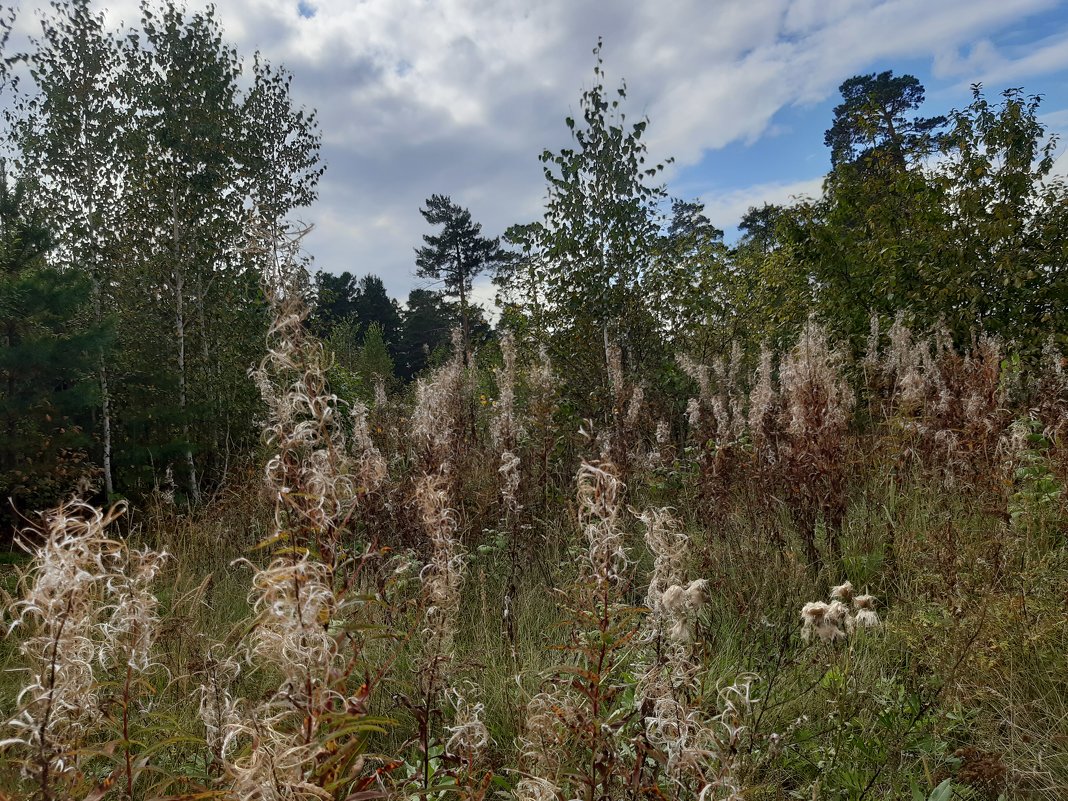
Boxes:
[2,270,1067,801]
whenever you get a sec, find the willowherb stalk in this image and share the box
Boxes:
[222,554,343,800]
[227,216,389,800]
[713,343,746,440]
[195,647,242,773]
[410,330,465,473]
[492,332,524,514]
[411,470,480,794]
[637,507,729,797]
[638,508,710,644]
[747,344,778,469]
[349,398,387,492]
[861,313,882,384]
[903,327,1010,481]
[779,319,855,568]
[499,450,521,517]
[414,472,466,697]
[679,346,746,446]
[514,687,574,801]
[678,354,711,403]
[491,331,522,451]
[1034,336,1068,446]
[248,557,337,703]
[699,674,759,801]
[98,546,167,674]
[517,461,640,801]
[648,675,758,801]
[3,501,167,800]
[648,419,673,467]
[576,460,627,590]
[372,373,388,408]
[250,222,363,566]
[679,347,748,515]
[606,337,625,407]
[444,682,490,760]
[2,503,121,796]
[604,335,634,469]
[625,384,648,466]
[525,345,559,504]
[640,508,689,620]
[780,320,854,442]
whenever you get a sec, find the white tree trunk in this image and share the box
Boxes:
[173,188,200,503]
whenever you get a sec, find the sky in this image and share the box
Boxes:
[9,0,1068,309]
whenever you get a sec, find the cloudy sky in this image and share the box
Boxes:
[11,0,1068,307]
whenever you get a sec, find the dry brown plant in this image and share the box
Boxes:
[779,320,855,570]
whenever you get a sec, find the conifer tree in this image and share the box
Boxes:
[415,194,505,359]
[0,166,110,518]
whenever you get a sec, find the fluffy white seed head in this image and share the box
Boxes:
[853,594,881,629]
[829,580,854,603]
[800,601,845,644]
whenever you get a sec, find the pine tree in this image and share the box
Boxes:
[0,166,110,520]
[415,194,505,360]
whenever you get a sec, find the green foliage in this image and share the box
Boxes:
[737,77,1065,355]
[502,39,674,413]
[6,0,321,503]
[312,271,402,347]
[357,323,396,387]
[824,70,945,168]
[932,86,1068,351]
[327,322,397,405]
[648,199,737,357]
[0,168,109,517]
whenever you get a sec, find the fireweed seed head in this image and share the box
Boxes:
[247,555,338,696]
[639,507,688,616]
[4,502,130,782]
[444,685,490,757]
[98,546,168,672]
[661,584,686,616]
[686,397,702,430]
[685,578,710,610]
[576,461,628,589]
[668,618,693,643]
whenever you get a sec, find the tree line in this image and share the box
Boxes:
[1,12,1066,521]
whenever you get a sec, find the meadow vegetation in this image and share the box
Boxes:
[2,236,1066,799]
[2,4,1067,800]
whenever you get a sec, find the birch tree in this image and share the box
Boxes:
[13,0,128,498]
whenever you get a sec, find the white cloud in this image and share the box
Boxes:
[699,176,825,233]
[1042,107,1068,136]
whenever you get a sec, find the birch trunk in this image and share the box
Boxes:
[93,279,114,498]
[172,187,200,503]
